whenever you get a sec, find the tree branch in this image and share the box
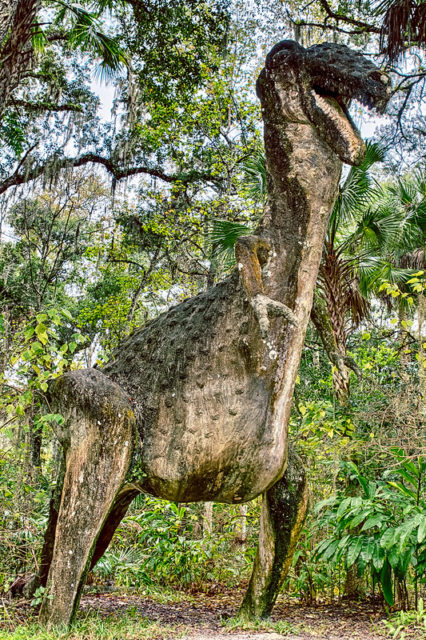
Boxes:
[295,20,375,35]
[0,152,220,195]
[317,0,380,33]
[12,99,83,113]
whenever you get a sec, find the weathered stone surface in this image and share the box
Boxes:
[39,370,135,626]
[38,41,391,627]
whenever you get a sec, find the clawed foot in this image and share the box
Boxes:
[251,293,298,338]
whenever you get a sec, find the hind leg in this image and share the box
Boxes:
[39,369,135,627]
[239,446,308,619]
[89,484,141,570]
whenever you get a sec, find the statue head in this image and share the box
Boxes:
[257,40,392,166]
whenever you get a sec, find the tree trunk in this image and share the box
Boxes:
[311,296,350,405]
[28,413,42,479]
[239,448,308,619]
[238,504,248,543]
[0,0,39,121]
[343,563,363,599]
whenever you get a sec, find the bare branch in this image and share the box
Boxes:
[317,0,380,33]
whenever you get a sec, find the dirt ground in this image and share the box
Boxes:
[77,589,397,639]
[3,587,423,639]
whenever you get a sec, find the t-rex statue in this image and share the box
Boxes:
[36,40,391,627]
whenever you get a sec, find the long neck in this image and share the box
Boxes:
[257,117,342,461]
[259,119,342,309]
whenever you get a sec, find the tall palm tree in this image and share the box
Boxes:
[310,143,385,404]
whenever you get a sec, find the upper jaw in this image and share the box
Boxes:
[305,42,392,114]
[307,75,391,165]
[262,40,392,165]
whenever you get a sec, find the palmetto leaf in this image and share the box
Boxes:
[334,142,385,221]
[209,219,252,271]
[240,153,267,202]
[53,1,127,79]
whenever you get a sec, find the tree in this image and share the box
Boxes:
[0,0,127,122]
[0,172,109,477]
[0,1,230,196]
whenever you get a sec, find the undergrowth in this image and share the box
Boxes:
[0,608,185,640]
[381,599,426,639]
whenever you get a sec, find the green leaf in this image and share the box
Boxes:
[380,560,394,606]
[388,547,400,570]
[36,324,48,345]
[361,516,383,531]
[322,539,339,561]
[349,513,368,529]
[360,539,375,564]
[336,497,352,519]
[372,544,385,572]
[387,481,416,499]
[396,516,422,551]
[418,515,426,544]
[31,342,43,354]
[380,528,396,549]
[24,326,35,341]
[61,308,73,321]
[346,537,363,568]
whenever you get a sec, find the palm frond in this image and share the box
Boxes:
[373,0,426,62]
[345,279,370,327]
[240,153,267,202]
[209,219,252,271]
[330,141,385,231]
[53,1,127,79]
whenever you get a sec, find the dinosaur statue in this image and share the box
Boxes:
[36,40,391,627]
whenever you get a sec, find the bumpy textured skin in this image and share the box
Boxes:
[38,41,391,626]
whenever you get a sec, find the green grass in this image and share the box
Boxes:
[0,608,186,640]
[85,583,194,605]
[380,599,426,640]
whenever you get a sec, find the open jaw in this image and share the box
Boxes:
[312,86,358,131]
[308,85,366,165]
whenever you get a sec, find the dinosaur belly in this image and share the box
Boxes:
[140,374,287,503]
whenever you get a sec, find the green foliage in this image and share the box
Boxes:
[52,1,128,82]
[0,608,179,640]
[382,599,426,640]
[93,496,260,591]
[209,219,252,271]
[314,457,426,605]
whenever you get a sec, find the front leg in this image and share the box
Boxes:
[239,447,308,619]
[39,369,135,628]
[235,235,298,337]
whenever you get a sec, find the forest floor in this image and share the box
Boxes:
[1,585,424,639]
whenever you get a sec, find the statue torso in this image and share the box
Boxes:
[104,273,287,503]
